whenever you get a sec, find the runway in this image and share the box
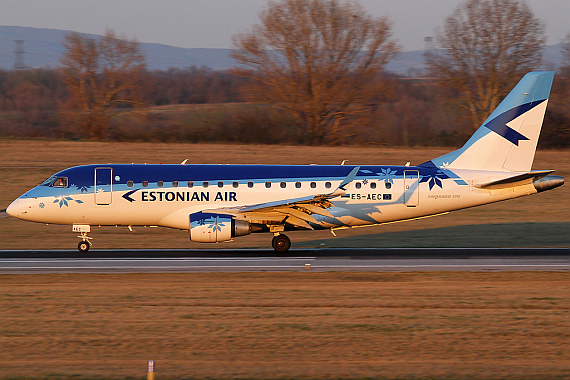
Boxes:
[1,248,568,273]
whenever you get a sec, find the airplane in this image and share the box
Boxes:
[6,71,564,252]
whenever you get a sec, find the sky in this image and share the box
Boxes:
[1,0,569,51]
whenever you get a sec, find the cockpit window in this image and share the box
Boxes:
[39,176,56,186]
[52,177,68,188]
[39,176,68,187]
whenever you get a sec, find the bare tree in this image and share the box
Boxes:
[231,0,399,143]
[425,0,546,131]
[60,28,146,139]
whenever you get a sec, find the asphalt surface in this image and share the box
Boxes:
[1,248,568,273]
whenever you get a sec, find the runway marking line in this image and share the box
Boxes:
[2,265,568,270]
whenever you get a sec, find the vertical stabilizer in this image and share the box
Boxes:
[426,71,554,172]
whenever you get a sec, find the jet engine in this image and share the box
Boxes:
[189,212,251,243]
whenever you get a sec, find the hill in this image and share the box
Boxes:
[0,25,565,75]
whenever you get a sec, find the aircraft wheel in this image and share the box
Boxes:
[78,241,90,252]
[272,234,291,253]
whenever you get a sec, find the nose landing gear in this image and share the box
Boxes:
[73,225,92,252]
[77,238,91,252]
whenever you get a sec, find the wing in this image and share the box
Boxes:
[202,166,360,230]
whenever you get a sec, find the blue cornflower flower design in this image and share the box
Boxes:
[420,170,449,190]
[53,196,84,208]
[207,221,225,232]
[70,184,91,193]
[377,168,397,184]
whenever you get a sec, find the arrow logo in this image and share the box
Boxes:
[122,189,138,203]
[484,100,546,146]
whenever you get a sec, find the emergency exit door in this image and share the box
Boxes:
[95,168,113,205]
[404,170,419,207]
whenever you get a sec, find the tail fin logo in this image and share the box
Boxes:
[484,99,546,146]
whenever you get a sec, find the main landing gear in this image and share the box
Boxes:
[272,233,291,253]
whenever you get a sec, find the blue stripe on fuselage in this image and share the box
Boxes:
[52,164,374,187]
[44,164,446,191]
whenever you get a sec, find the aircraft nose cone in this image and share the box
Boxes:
[6,198,31,219]
[6,199,22,217]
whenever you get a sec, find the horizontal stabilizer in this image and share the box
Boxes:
[474,170,554,189]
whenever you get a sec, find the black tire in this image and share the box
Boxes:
[272,234,291,253]
[78,241,90,252]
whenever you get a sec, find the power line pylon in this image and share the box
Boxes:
[14,40,27,70]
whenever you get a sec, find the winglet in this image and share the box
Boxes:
[329,166,360,197]
[239,166,361,214]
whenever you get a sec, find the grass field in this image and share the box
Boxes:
[1,140,569,380]
[1,272,569,380]
[1,139,568,249]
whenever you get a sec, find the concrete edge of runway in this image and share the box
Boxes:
[1,247,569,259]
[2,247,568,273]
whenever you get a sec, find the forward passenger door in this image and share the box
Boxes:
[95,167,113,205]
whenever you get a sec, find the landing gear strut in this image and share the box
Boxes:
[272,233,291,253]
[73,225,92,252]
[77,231,92,252]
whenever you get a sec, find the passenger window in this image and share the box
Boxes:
[188,181,194,188]
[233,182,239,188]
[295,182,301,188]
[355,182,361,189]
[172,181,178,188]
[310,182,316,189]
[265,182,271,188]
[52,177,68,188]
[280,182,286,188]
[142,181,149,188]
[385,182,392,189]
[248,182,254,188]
[127,181,134,188]
[157,181,164,188]
[203,181,209,188]
[370,182,376,189]
[325,182,331,189]
[218,181,224,188]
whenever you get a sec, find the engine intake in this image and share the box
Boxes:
[189,212,251,243]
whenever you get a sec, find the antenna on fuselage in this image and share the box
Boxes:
[181,159,188,165]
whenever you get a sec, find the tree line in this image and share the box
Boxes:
[0,0,569,148]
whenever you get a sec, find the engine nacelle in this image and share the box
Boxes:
[189,212,251,243]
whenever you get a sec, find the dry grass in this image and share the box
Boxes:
[1,140,568,250]
[1,272,569,380]
[1,141,569,379]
